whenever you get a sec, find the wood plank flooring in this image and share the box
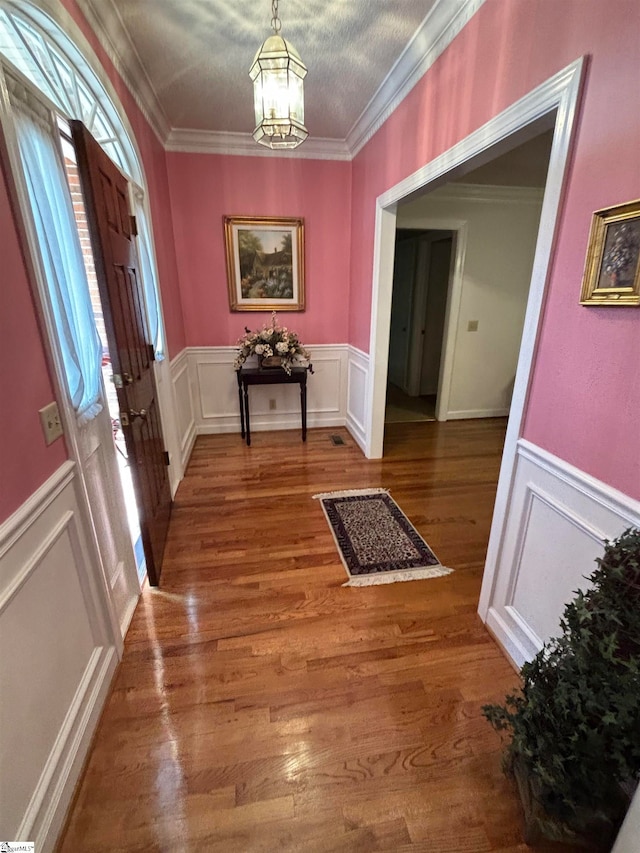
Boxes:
[58,421,571,852]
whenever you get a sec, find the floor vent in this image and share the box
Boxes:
[330,434,345,446]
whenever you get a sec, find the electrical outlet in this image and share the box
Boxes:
[39,401,64,444]
[467,319,479,332]
[269,398,277,410]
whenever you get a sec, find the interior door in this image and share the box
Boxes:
[420,236,452,396]
[71,121,171,586]
[388,236,417,391]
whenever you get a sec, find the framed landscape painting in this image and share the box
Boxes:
[580,199,640,306]
[224,215,305,311]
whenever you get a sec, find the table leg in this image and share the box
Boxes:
[237,376,246,439]
[243,384,251,446]
[301,379,307,442]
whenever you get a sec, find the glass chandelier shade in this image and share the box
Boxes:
[250,32,308,150]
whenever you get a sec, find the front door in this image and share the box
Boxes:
[71,121,172,585]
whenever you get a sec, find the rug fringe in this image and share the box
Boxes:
[342,566,453,587]
[313,487,390,500]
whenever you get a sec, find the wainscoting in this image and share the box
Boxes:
[169,345,371,465]
[0,462,119,850]
[481,439,640,668]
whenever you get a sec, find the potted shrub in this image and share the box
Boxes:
[483,528,640,849]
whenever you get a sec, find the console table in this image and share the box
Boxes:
[236,366,309,446]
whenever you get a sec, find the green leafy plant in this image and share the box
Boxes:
[483,529,640,838]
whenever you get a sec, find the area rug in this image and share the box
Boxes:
[313,488,453,587]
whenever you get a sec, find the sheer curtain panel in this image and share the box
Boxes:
[12,95,103,424]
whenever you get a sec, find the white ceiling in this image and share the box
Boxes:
[77,0,486,154]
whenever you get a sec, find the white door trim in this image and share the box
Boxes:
[362,57,585,618]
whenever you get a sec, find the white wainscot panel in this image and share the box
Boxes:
[484,440,640,669]
[193,346,347,434]
[346,346,369,452]
[171,351,196,471]
[0,465,117,850]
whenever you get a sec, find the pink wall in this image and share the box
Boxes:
[0,165,68,521]
[166,153,351,347]
[349,0,640,499]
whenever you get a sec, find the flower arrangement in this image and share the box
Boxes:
[233,312,312,375]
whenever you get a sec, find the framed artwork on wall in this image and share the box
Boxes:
[224,215,305,311]
[580,199,640,306]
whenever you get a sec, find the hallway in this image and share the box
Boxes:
[58,421,570,851]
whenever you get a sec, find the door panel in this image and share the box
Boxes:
[421,237,452,396]
[71,121,171,586]
[388,238,417,391]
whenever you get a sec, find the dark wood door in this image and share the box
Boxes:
[71,120,171,586]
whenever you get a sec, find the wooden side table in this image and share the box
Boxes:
[236,366,309,446]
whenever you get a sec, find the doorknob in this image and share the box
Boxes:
[129,408,147,420]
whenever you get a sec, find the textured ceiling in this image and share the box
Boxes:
[107,0,438,138]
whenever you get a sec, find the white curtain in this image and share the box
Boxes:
[134,200,164,360]
[14,106,103,424]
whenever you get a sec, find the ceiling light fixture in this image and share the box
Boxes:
[249,0,308,150]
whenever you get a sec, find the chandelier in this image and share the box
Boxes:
[249,0,308,150]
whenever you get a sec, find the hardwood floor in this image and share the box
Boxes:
[58,421,570,852]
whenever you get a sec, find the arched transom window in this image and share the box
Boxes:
[0,2,140,184]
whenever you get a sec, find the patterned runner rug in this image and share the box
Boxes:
[314,488,453,587]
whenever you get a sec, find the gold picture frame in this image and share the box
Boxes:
[580,199,640,306]
[224,215,305,311]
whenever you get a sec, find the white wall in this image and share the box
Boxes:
[397,184,543,419]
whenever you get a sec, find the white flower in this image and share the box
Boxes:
[254,343,266,355]
[275,341,288,354]
[260,329,273,340]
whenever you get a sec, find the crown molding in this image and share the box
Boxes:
[346,0,488,157]
[432,183,546,203]
[74,0,170,143]
[164,129,352,161]
[72,0,486,162]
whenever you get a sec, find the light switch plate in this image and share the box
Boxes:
[467,320,479,332]
[39,401,64,444]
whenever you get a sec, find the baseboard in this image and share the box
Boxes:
[479,439,640,669]
[446,407,510,420]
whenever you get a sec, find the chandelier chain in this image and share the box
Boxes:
[271,0,281,34]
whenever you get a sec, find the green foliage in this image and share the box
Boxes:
[483,529,640,831]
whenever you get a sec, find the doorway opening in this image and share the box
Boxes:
[385,228,453,424]
[364,59,585,626]
[59,125,145,581]
[384,126,554,443]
